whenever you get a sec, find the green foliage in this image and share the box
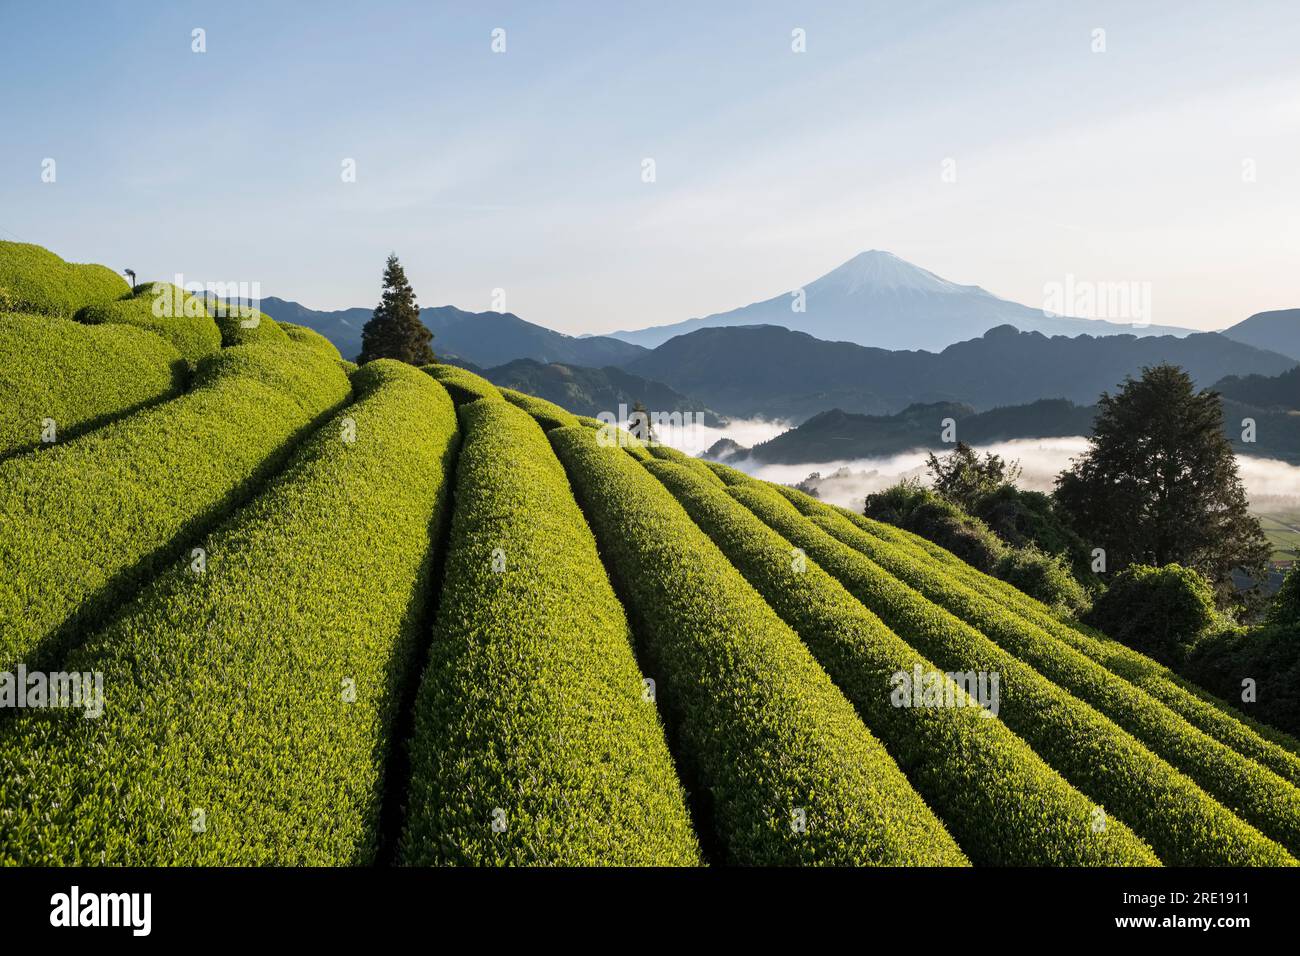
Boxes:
[0,313,185,459]
[702,459,756,486]
[0,241,128,317]
[0,343,351,670]
[975,484,1089,564]
[423,363,503,405]
[642,442,726,486]
[866,481,1005,573]
[498,386,580,430]
[1186,623,1300,742]
[644,459,1156,865]
[1086,564,1222,665]
[1055,363,1271,600]
[0,361,457,864]
[74,282,222,366]
[993,546,1091,618]
[547,425,969,865]
[809,506,1300,859]
[1269,567,1300,627]
[804,492,1300,790]
[400,401,700,865]
[926,441,1021,511]
[209,301,290,347]
[360,254,434,365]
[867,480,1089,614]
[736,482,1296,865]
[280,321,343,360]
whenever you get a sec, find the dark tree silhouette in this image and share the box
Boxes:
[1055,363,1269,602]
[359,254,434,365]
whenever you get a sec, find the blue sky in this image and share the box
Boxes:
[2,0,1297,334]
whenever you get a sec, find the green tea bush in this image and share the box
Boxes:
[74,282,222,366]
[644,460,1156,865]
[617,435,654,462]
[703,459,757,486]
[806,492,1300,786]
[0,361,457,864]
[0,343,351,671]
[0,313,185,459]
[422,363,503,404]
[0,241,128,317]
[801,506,1300,858]
[642,442,726,486]
[547,425,968,866]
[400,401,700,865]
[499,386,580,430]
[207,300,289,347]
[732,482,1295,865]
[279,321,342,360]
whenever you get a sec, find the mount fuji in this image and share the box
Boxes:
[607,250,1192,351]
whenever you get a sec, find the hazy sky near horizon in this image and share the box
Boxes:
[2,1,1298,335]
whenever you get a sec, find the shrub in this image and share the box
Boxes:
[993,545,1091,617]
[817,494,1300,783]
[400,401,699,865]
[643,459,1155,865]
[0,361,457,864]
[1086,564,1221,665]
[0,241,128,317]
[0,343,351,671]
[1268,567,1300,627]
[732,482,1295,865]
[422,363,503,405]
[866,483,1005,573]
[74,282,222,366]
[0,313,185,460]
[499,386,580,430]
[547,425,968,865]
[279,321,343,360]
[1186,624,1300,742]
[974,484,1093,574]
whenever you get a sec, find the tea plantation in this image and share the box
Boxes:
[3,242,1300,866]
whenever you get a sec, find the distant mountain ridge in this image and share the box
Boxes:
[258,296,647,367]
[705,363,1300,466]
[724,399,1098,464]
[625,323,1298,422]
[1222,309,1300,362]
[608,250,1193,351]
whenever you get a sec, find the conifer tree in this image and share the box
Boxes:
[1055,363,1269,601]
[359,254,434,365]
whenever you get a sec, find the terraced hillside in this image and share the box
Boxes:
[3,244,1300,866]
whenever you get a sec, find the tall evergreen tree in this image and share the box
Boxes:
[1054,363,1269,602]
[359,254,435,365]
[628,400,657,444]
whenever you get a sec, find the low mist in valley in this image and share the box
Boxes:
[661,428,1300,524]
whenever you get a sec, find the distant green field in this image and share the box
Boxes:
[1256,509,1300,564]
